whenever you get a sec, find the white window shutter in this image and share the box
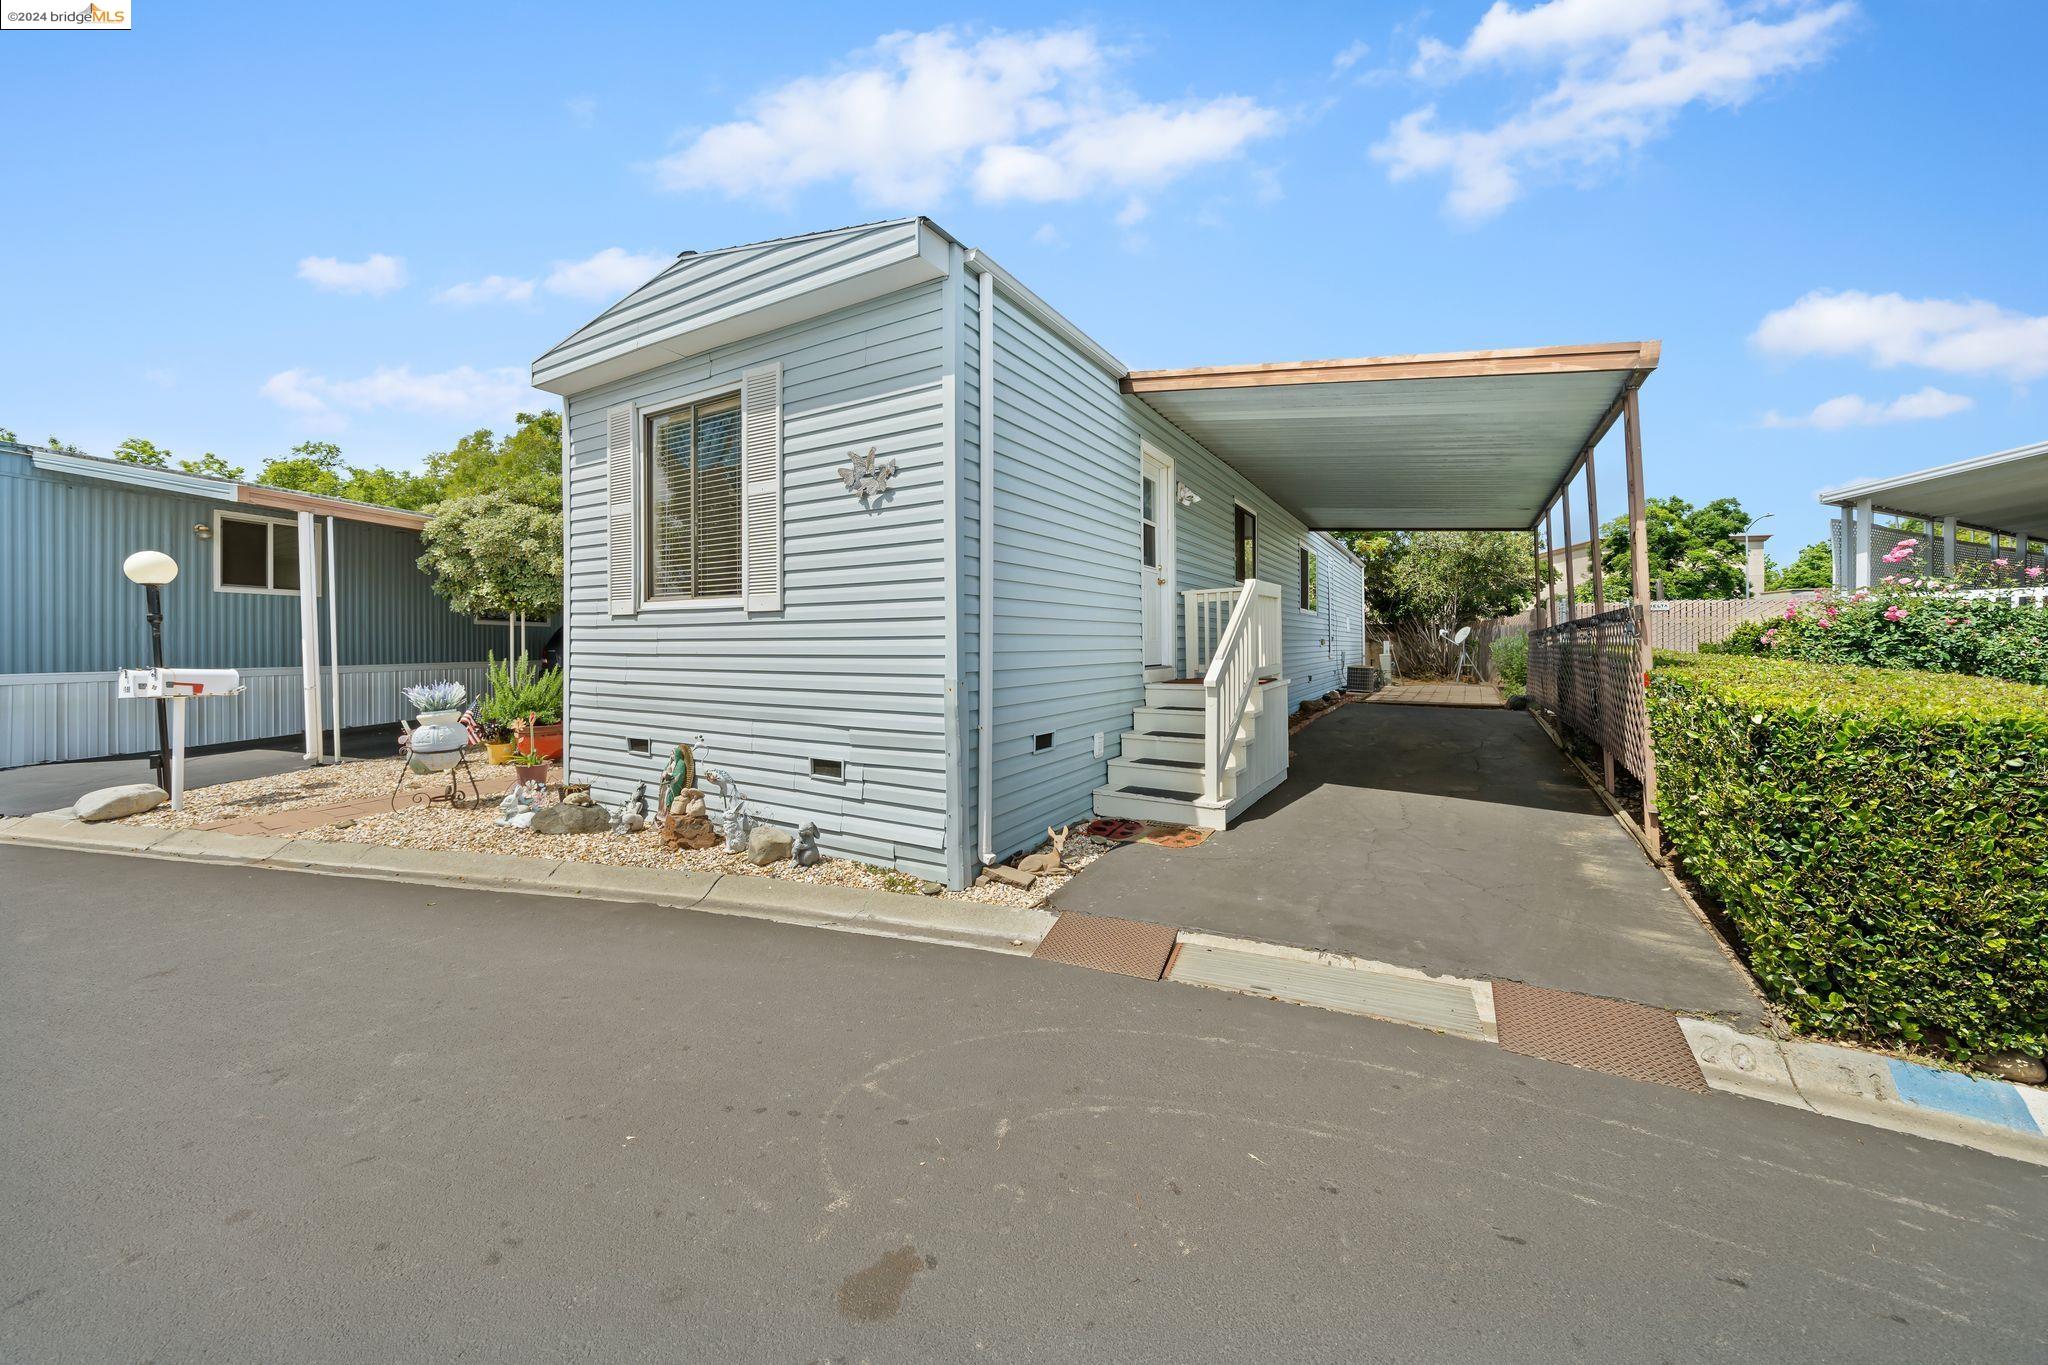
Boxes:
[741,362,783,613]
[606,404,638,617]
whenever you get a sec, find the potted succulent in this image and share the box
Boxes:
[402,681,469,773]
[480,721,517,765]
[507,748,556,786]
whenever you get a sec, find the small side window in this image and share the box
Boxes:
[214,512,318,594]
[1299,544,1318,610]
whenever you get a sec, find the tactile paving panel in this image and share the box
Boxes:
[1491,980,1707,1092]
[1032,912,1179,980]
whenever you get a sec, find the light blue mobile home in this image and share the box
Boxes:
[0,442,524,768]
[534,219,1370,891]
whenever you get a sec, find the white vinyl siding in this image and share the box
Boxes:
[563,281,951,881]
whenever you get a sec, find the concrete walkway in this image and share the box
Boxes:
[1054,703,1761,1020]
[0,727,390,817]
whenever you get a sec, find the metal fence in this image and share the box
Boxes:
[1526,606,1648,781]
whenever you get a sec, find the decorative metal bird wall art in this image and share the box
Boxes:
[837,446,899,505]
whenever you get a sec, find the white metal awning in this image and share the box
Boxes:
[1817,439,2048,533]
[1124,342,1660,530]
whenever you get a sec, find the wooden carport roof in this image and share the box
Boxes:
[1121,342,1660,531]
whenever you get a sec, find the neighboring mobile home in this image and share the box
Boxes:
[0,441,527,768]
[532,218,1370,891]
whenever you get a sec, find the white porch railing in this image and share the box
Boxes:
[1199,579,1282,804]
[1183,586,1239,676]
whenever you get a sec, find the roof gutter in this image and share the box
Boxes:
[961,248,1128,381]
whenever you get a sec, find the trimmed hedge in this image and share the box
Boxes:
[1649,652,2048,1057]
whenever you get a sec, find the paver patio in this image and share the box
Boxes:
[1052,702,1761,1020]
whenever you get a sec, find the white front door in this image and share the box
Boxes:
[1141,451,1175,669]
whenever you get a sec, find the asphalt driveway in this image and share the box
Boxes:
[1054,703,1761,1019]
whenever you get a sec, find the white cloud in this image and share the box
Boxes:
[565,95,597,127]
[436,274,538,306]
[1114,195,1149,227]
[1031,222,1066,247]
[654,26,1280,213]
[1332,39,1371,74]
[542,247,670,302]
[1761,386,1974,430]
[296,252,408,295]
[1376,1,1854,219]
[1753,288,2048,384]
[261,364,530,428]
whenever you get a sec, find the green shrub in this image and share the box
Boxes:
[1722,588,2048,686]
[477,651,564,730]
[1649,652,2048,1057]
[1491,633,1528,692]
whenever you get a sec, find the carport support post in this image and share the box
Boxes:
[1941,516,1958,578]
[1560,479,1578,623]
[1583,444,1614,792]
[1530,525,1546,628]
[1623,388,1657,845]
[1544,503,1558,624]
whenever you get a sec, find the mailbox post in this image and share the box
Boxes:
[117,668,244,809]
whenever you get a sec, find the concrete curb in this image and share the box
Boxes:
[6,812,2041,1167]
[1679,1018,2048,1168]
[0,813,1053,959]
[1168,931,1498,1042]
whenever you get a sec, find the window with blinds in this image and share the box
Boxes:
[647,395,743,600]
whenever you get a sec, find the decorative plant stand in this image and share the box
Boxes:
[391,749,485,811]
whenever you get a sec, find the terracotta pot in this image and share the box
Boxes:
[509,761,557,786]
[521,722,564,761]
[485,740,517,765]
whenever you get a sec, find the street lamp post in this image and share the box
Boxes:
[123,550,179,791]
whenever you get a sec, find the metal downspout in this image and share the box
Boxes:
[973,263,997,866]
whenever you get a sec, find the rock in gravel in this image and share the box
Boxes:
[977,863,1035,889]
[74,784,167,822]
[530,802,612,835]
[1978,1052,2047,1085]
[918,880,944,896]
[747,825,794,866]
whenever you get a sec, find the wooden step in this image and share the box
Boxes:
[1091,783,1228,830]
[1107,754,1225,798]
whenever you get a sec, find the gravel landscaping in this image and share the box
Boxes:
[126,756,1113,909]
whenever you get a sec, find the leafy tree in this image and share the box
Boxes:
[113,436,172,467]
[1597,495,1751,600]
[334,464,444,510]
[178,452,246,480]
[1770,540,1833,591]
[424,410,562,506]
[0,427,16,442]
[1348,530,1538,673]
[416,491,564,622]
[253,440,349,497]
[45,435,83,454]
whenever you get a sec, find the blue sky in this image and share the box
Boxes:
[5,1,2044,553]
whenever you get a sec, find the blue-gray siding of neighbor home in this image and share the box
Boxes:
[0,447,523,767]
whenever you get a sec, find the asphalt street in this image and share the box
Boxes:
[2,845,2042,1363]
